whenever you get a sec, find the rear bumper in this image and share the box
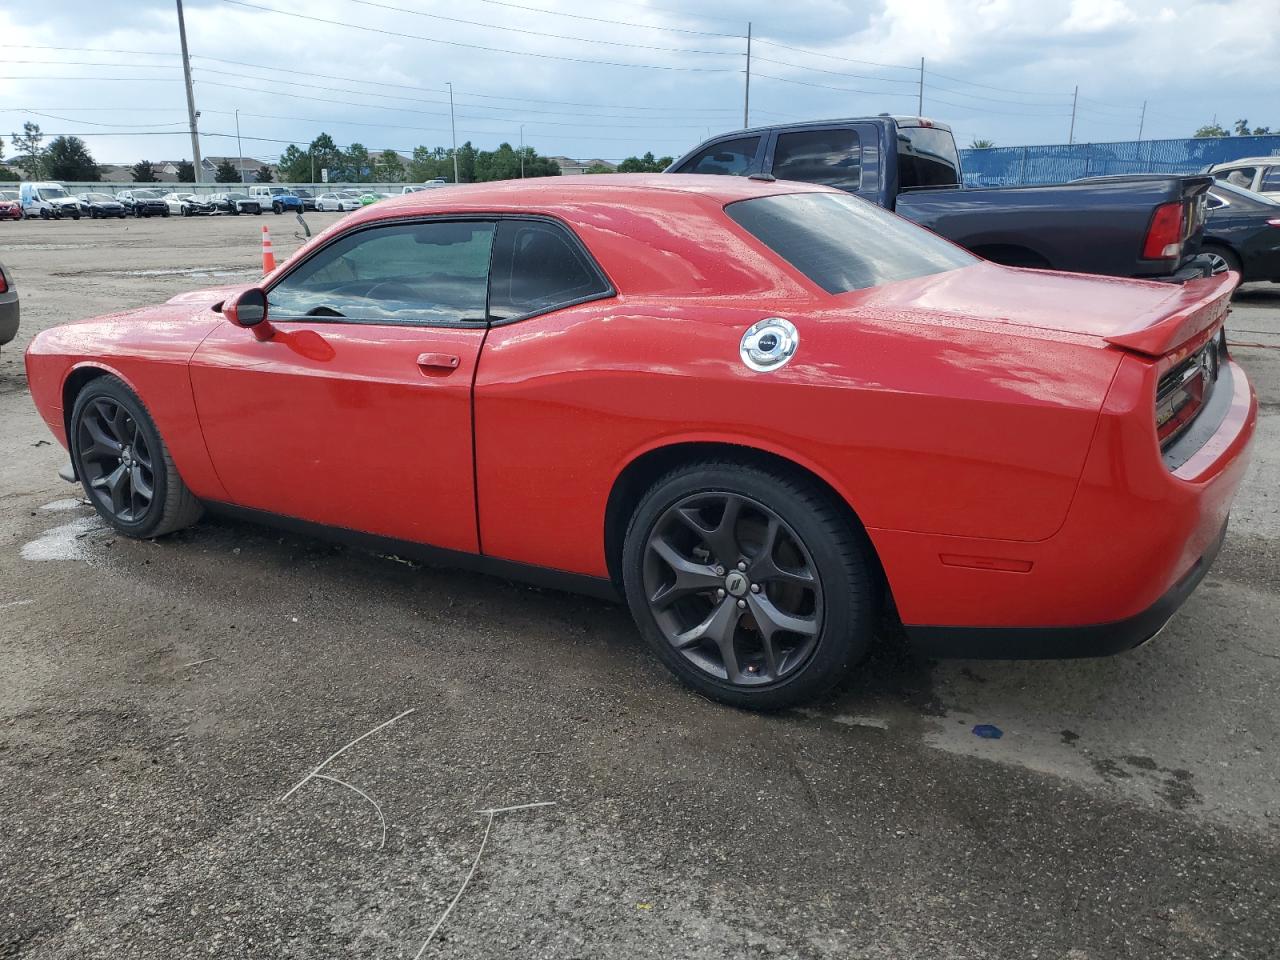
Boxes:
[906,520,1226,659]
[0,292,18,346]
[877,358,1256,655]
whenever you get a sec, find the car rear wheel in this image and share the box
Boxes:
[621,461,879,710]
[70,376,203,539]
[1204,245,1242,279]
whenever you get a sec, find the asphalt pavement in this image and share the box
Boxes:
[1,214,1277,959]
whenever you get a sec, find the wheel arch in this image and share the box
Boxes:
[61,363,139,473]
[603,439,887,594]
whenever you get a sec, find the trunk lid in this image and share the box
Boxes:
[845,262,1233,355]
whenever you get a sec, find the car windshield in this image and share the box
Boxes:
[42,186,70,199]
[134,190,163,199]
[227,193,248,200]
[87,193,113,201]
[725,191,977,294]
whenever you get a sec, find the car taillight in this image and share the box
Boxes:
[0,272,6,294]
[1143,201,1186,260]
[1155,329,1225,448]
[1268,218,1280,228]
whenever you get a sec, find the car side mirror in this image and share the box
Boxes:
[224,287,275,341]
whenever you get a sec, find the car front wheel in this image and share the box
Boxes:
[70,376,203,539]
[621,461,879,710]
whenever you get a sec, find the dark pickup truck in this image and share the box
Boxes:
[666,116,1213,282]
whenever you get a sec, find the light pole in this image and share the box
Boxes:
[235,108,244,183]
[519,124,525,178]
[447,81,459,184]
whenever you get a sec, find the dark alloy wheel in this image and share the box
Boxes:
[70,377,204,538]
[622,462,878,710]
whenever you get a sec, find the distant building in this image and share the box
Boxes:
[549,157,617,176]
[200,155,274,180]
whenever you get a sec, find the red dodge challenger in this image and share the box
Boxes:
[25,175,1257,709]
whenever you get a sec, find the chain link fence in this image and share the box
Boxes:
[960,135,1280,186]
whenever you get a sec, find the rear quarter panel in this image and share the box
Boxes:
[474,288,1119,579]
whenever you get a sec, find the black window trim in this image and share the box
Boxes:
[260,212,616,330]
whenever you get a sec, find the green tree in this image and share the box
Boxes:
[1233,118,1272,136]
[214,159,240,182]
[584,163,613,174]
[455,141,478,183]
[969,138,996,149]
[130,160,158,182]
[11,122,44,177]
[277,145,312,183]
[254,165,274,182]
[1194,122,1229,138]
[309,133,341,182]
[342,143,371,182]
[408,145,450,182]
[374,149,405,182]
[616,151,671,173]
[43,136,100,180]
[176,160,195,182]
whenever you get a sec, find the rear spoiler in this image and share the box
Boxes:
[1104,271,1235,357]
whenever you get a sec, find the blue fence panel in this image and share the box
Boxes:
[959,135,1280,187]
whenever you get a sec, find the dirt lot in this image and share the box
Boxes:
[1,214,1278,959]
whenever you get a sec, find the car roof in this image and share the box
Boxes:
[1210,157,1280,168]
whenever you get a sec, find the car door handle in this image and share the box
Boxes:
[417,352,460,371]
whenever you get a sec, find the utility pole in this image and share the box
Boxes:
[519,124,525,178]
[918,57,924,115]
[447,81,459,184]
[235,108,244,182]
[1069,85,1078,144]
[1137,100,1147,141]
[175,0,203,183]
[743,22,752,129]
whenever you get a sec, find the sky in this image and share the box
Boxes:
[0,0,1275,168]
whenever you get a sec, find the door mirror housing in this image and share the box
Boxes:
[224,287,274,341]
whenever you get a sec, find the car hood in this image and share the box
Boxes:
[166,284,250,308]
[844,262,1234,356]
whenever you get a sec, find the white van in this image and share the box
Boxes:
[19,182,82,220]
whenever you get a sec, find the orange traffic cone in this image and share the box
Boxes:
[261,224,276,273]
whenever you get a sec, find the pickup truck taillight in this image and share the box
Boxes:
[1155,328,1226,448]
[1143,201,1186,260]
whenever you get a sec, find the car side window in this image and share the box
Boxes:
[488,219,611,321]
[771,128,862,192]
[267,220,496,325]
[1216,167,1256,189]
[1261,167,1280,191]
[675,136,761,176]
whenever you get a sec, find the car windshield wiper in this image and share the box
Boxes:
[305,305,346,318]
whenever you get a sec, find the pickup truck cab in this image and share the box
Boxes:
[19,182,82,220]
[668,117,1212,282]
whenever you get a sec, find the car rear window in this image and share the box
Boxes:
[725,192,976,294]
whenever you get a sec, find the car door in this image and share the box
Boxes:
[190,217,496,553]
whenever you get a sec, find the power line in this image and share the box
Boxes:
[335,0,741,56]
[750,72,916,100]
[751,38,915,72]
[445,0,744,35]
[219,0,738,71]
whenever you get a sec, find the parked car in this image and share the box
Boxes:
[178,194,218,217]
[292,188,318,211]
[162,192,198,216]
[24,176,1257,709]
[0,191,21,221]
[1202,181,1280,281]
[315,191,362,212]
[358,192,391,205]
[668,117,1214,282]
[249,185,303,213]
[19,182,82,220]
[208,193,262,215]
[116,189,170,218]
[75,193,128,219]
[1208,158,1280,200]
[0,261,17,349]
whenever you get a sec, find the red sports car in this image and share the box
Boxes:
[0,196,22,221]
[25,176,1257,708]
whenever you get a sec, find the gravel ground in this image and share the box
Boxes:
[1,214,1278,959]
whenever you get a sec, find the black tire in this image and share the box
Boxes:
[272,203,283,214]
[40,208,51,220]
[118,212,127,219]
[162,207,171,218]
[69,376,203,539]
[621,461,879,710]
[71,211,80,220]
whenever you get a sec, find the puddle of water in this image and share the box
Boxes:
[21,516,106,561]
